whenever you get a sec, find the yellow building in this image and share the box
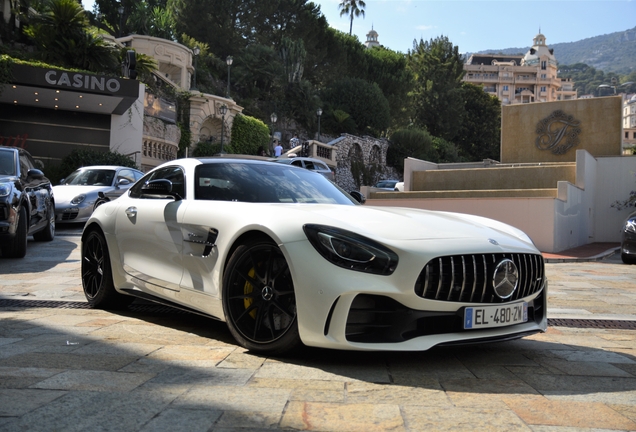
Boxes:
[463,33,577,105]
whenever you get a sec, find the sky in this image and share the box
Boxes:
[82,0,636,54]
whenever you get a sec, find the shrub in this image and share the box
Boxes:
[229,114,270,156]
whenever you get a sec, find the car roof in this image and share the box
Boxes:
[72,165,141,171]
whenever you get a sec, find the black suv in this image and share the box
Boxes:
[0,146,55,258]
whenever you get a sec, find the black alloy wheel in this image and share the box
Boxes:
[1,206,27,258]
[82,229,133,309]
[223,239,300,354]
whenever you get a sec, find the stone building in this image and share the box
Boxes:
[463,32,577,105]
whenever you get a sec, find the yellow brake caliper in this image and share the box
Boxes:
[244,267,257,319]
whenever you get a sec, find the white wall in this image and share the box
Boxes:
[369,150,636,253]
[109,83,145,169]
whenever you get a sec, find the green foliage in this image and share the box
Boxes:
[229,114,270,156]
[558,63,636,97]
[50,149,138,182]
[191,141,222,157]
[408,36,465,143]
[386,128,434,173]
[24,0,121,74]
[338,0,366,35]
[321,78,390,136]
[430,136,460,163]
[455,83,501,162]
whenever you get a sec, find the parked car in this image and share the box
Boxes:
[0,146,55,258]
[81,158,547,355]
[394,181,405,192]
[621,210,636,264]
[54,165,144,223]
[271,156,334,181]
[374,179,400,190]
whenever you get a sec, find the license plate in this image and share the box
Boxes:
[464,302,527,329]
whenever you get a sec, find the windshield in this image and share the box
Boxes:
[195,162,357,204]
[64,169,115,186]
[0,150,16,176]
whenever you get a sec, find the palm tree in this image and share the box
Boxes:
[338,0,366,36]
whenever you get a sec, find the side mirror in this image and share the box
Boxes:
[117,178,131,187]
[27,169,44,180]
[349,190,366,204]
[140,179,182,201]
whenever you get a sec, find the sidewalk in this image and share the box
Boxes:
[542,242,620,263]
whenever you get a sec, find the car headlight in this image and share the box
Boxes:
[625,218,636,234]
[303,224,398,275]
[0,183,11,197]
[71,194,86,205]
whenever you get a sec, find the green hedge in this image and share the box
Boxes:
[229,114,270,156]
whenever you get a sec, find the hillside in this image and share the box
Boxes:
[471,26,636,73]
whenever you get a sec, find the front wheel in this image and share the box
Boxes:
[222,238,301,355]
[1,206,27,258]
[81,229,133,309]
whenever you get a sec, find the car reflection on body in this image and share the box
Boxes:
[81,158,547,355]
[271,156,334,181]
[0,146,55,258]
[53,165,144,223]
[621,210,636,264]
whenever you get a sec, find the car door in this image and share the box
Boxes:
[18,150,49,232]
[115,166,187,292]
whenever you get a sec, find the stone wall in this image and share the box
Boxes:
[332,134,400,192]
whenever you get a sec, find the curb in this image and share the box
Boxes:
[543,247,621,263]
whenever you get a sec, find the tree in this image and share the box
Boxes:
[454,83,501,162]
[321,77,390,137]
[338,0,366,36]
[386,128,434,173]
[408,36,465,142]
[24,0,120,73]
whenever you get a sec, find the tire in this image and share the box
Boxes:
[81,229,133,309]
[222,238,301,355]
[1,206,28,258]
[622,252,636,264]
[33,204,55,242]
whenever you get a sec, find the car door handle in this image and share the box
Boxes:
[125,207,137,218]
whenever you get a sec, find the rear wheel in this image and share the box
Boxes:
[1,206,27,258]
[622,252,636,264]
[33,204,55,242]
[82,229,133,309]
[222,238,300,355]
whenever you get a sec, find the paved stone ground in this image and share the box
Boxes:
[1,226,636,431]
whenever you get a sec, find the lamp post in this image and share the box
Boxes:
[190,46,200,91]
[219,104,228,154]
[226,56,233,99]
[316,107,323,142]
[118,5,124,37]
[599,79,635,95]
[270,112,277,156]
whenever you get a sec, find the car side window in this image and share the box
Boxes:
[19,151,34,180]
[129,166,185,199]
[304,161,315,170]
[117,169,136,185]
[291,160,303,167]
[316,162,329,171]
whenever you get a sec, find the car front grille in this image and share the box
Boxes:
[61,210,79,221]
[414,253,544,304]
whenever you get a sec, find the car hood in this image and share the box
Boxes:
[52,185,111,203]
[285,204,535,248]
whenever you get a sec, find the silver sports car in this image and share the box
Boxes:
[81,158,547,354]
[54,165,144,223]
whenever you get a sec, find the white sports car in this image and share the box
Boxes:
[81,158,547,354]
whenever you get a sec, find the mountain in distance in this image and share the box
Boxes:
[467,26,636,74]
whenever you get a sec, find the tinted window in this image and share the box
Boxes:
[130,166,185,199]
[195,162,355,204]
[64,169,116,186]
[0,150,15,176]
